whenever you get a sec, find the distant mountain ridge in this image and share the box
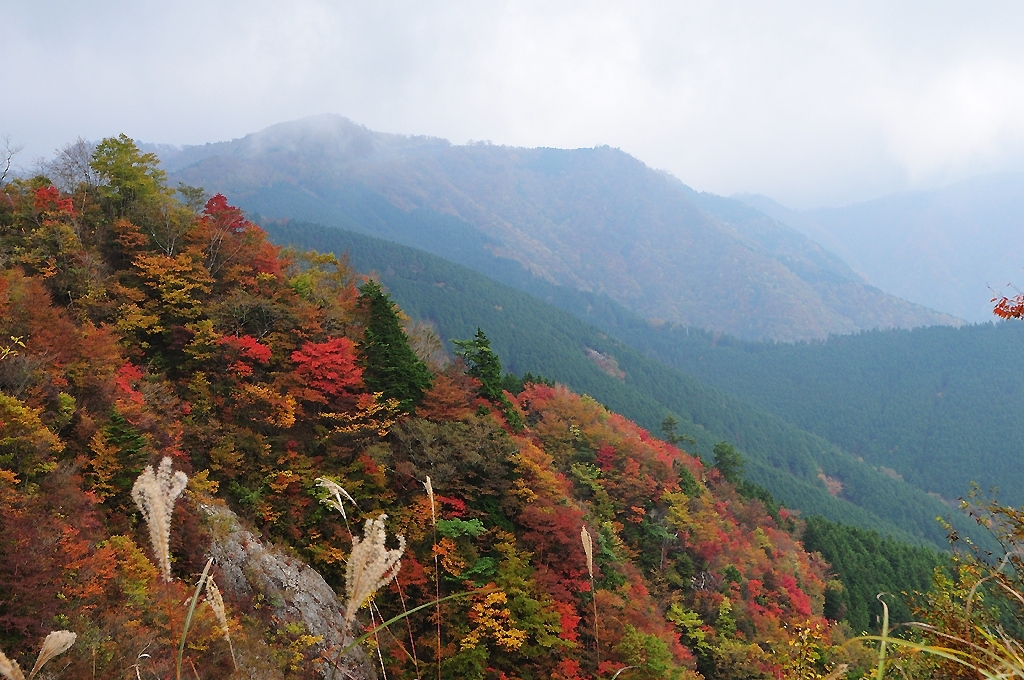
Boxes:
[158,114,958,341]
[737,173,1024,323]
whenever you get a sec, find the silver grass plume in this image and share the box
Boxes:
[582,525,600,665]
[205,577,237,670]
[426,475,441,679]
[424,475,436,526]
[344,514,405,629]
[28,631,76,679]
[581,526,594,580]
[0,650,23,680]
[316,477,357,520]
[131,457,188,582]
[0,630,77,680]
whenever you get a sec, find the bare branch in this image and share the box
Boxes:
[0,134,25,188]
[41,137,97,193]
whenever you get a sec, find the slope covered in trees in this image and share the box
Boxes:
[0,135,880,678]
[600,321,1024,508]
[480,266,1024,511]
[160,114,957,341]
[263,220,980,550]
[800,517,944,634]
[262,202,1022,526]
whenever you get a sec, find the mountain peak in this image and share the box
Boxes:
[165,117,960,341]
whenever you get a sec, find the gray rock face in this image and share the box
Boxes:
[203,504,376,679]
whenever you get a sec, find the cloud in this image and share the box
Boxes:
[6,1,1024,207]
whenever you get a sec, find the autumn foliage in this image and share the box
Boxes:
[0,136,863,679]
[993,292,1024,319]
[291,337,363,401]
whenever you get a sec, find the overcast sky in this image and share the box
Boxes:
[6,1,1024,208]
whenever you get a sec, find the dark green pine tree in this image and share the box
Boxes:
[356,280,432,412]
[453,328,504,402]
[712,441,745,485]
[454,328,524,430]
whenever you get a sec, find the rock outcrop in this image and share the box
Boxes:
[204,504,376,679]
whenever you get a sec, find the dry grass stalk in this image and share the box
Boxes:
[581,526,594,580]
[425,476,441,680]
[343,514,405,630]
[370,594,420,676]
[131,457,188,582]
[0,630,77,680]
[582,525,599,669]
[424,476,436,527]
[205,577,237,670]
[368,604,389,680]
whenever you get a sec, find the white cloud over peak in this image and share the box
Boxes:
[6,0,1024,207]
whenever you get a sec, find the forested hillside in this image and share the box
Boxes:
[0,136,882,679]
[800,518,945,634]
[260,203,1023,528]
[159,115,956,341]
[263,220,980,550]
[604,321,1024,508]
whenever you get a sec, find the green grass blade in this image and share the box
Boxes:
[177,558,214,680]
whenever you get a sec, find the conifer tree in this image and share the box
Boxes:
[356,280,432,411]
[453,328,504,402]
[713,441,745,484]
[454,328,524,430]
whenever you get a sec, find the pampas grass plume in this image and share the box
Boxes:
[316,477,357,520]
[0,650,23,680]
[205,577,237,670]
[0,630,77,680]
[344,514,405,629]
[581,526,594,580]
[29,631,76,679]
[582,525,599,667]
[424,475,436,526]
[131,457,188,582]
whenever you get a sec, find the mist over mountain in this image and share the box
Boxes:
[738,173,1024,323]
[159,115,958,342]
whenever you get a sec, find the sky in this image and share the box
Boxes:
[6,1,1024,208]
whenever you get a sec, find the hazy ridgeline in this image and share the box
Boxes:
[164,115,957,343]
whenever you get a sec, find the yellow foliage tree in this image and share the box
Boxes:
[460,590,528,652]
[0,393,64,477]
